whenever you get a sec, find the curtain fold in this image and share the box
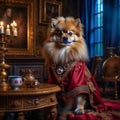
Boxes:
[81,0,120,56]
[103,0,120,55]
[81,0,91,53]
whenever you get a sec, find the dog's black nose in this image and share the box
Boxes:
[63,37,68,43]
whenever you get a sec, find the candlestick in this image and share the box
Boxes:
[0,25,1,33]
[13,20,17,27]
[0,21,3,25]
[13,28,17,36]
[0,20,18,89]
[6,25,11,35]
[0,21,4,34]
[1,26,4,34]
[11,20,17,36]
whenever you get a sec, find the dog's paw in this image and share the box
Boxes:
[74,107,85,114]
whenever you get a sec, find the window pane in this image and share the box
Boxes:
[97,29,101,42]
[95,15,98,27]
[101,13,103,25]
[98,14,101,26]
[101,28,103,41]
[94,43,103,56]
[101,2,103,11]
[95,29,98,41]
[90,0,103,57]
[98,3,101,12]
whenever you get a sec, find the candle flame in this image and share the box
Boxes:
[7,24,10,28]
[0,21,4,26]
[12,20,17,26]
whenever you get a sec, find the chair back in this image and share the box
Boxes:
[102,56,120,78]
[91,56,102,78]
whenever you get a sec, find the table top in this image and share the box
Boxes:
[0,83,61,96]
[0,82,61,114]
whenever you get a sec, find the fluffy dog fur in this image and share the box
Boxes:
[42,16,90,119]
[42,16,89,66]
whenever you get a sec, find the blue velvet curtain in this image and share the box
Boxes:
[79,0,93,68]
[80,0,92,55]
[103,0,120,55]
[63,0,120,56]
[81,0,120,56]
[80,0,96,58]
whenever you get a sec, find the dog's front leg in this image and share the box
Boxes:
[74,95,86,114]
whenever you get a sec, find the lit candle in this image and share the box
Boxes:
[0,21,4,34]
[0,23,1,33]
[0,21,3,26]
[13,20,17,27]
[6,25,11,35]
[13,28,17,36]
[11,20,17,35]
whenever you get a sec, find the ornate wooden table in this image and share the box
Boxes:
[0,83,61,120]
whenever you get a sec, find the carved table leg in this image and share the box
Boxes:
[47,105,57,120]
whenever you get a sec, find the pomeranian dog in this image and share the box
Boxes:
[42,16,94,120]
[43,16,88,67]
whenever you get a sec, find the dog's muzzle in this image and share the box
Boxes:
[62,37,75,44]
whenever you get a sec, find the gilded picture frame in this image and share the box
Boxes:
[0,0,34,56]
[39,0,62,24]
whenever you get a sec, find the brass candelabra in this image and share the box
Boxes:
[0,20,17,89]
[0,34,10,88]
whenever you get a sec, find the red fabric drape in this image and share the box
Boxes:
[48,61,120,120]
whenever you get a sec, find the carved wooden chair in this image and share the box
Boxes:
[91,56,102,78]
[102,55,120,99]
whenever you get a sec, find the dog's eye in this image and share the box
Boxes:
[68,31,73,36]
[58,30,63,36]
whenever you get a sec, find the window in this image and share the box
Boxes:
[90,0,103,57]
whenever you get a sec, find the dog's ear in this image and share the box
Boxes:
[75,18,82,27]
[51,18,57,28]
